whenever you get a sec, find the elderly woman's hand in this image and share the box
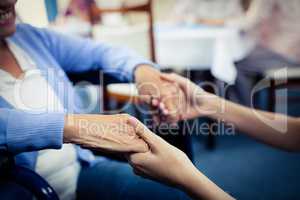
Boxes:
[63,114,149,153]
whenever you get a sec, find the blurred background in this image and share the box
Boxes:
[15,1,300,199]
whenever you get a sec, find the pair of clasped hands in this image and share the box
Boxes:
[64,66,218,194]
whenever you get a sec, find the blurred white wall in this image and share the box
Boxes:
[56,0,71,13]
[16,0,49,27]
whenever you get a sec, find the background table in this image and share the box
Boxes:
[93,23,255,84]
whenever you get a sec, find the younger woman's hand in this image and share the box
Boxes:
[160,73,220,121]
[126,117,197,188]
[135,65,187,124]
[127,117,236,200]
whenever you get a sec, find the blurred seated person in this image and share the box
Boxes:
[173,0,300,63]
[0,0,188,199]
[127,73,300,200]
[172,0,300,105]
[64,0,93,21]
[172,0,244,25]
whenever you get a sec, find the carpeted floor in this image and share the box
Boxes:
[192,134,300,200]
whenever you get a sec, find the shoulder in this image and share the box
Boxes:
[12,23,47,44]
[14,23,79,46]
[13,23,58,48]
[15,23,45,37]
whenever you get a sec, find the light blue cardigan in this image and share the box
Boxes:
[0,24,154,170]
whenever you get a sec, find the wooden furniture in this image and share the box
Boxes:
[106,83,139,105]
[88,0,156,62]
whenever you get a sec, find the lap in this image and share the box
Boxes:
[236,46,300,73]
[76,158,189,200]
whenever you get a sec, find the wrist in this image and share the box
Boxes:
[178,164,202,191]
[196,92,223,118]
[171,155,199,188]
[180,168,233,200]
[63,114,79,143]
[134,64,160,83]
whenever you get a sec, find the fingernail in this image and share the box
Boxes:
[152,99,159,106]
[159,102,165,109]
[163,109,169,115]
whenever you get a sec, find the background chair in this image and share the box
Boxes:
[91,0,156,116]
[88,0,156,62]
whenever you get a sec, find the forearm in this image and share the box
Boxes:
[202,95,300,151]
[39,27,156,82]
[180,167,234,200]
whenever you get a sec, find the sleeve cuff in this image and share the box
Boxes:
[6,111,65,154]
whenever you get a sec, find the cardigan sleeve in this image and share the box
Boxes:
[0,108,64,154]
[35,27,157,82]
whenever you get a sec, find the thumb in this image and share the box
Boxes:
[137,94,152,105]
[160,73,185,85]
[160,73,188,93]
[160,73,177,85]
[130,138,150,153]
[161,73,204,98]
[127,117,157,149]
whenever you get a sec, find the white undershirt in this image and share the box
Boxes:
[0,40,80,200]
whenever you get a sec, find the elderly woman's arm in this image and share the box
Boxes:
[0,108,65,154]
[32,25,155,82]
[0,109,147,154]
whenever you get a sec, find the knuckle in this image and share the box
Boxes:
[127,128,136,137]
[130,116,138,122]
[119,113,131,120]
